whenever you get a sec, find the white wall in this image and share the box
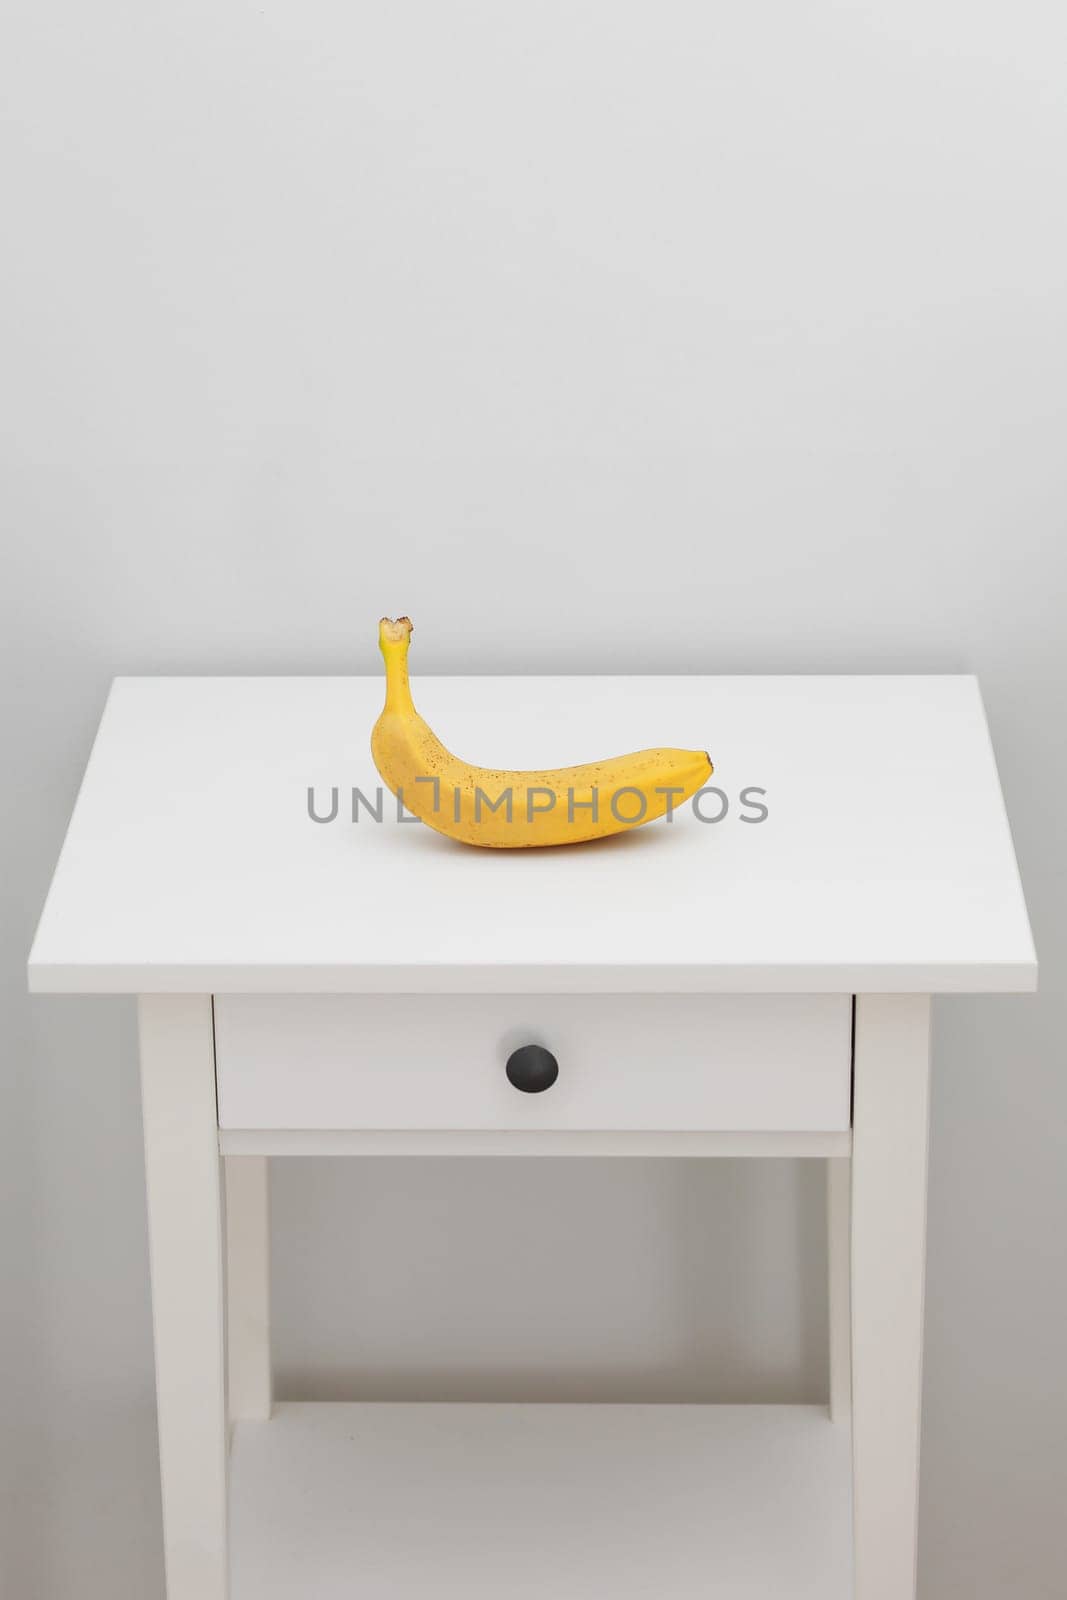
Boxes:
[3,3,1065,1595]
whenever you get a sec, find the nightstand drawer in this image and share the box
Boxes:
[214,994,852,1133]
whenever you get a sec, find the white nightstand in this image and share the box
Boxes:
[29,673,1036,1599]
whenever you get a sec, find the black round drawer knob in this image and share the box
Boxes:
[505,1044,559,1094]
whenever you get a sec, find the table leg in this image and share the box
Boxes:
[139,995,228,1600]
[827,1155,852,1424]
[225,1155,272,1422]
[850,994,932,1600]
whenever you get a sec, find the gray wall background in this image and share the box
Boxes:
[3,3,1064,1595]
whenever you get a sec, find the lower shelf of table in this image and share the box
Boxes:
[229,1402,853,1598]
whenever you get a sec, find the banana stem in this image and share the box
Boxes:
[379,616,416,715]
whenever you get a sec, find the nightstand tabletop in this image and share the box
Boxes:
[28,673,1035,994]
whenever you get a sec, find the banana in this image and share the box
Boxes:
[370,617,712,849]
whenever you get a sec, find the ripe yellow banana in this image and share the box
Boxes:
[370,617,712,849]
